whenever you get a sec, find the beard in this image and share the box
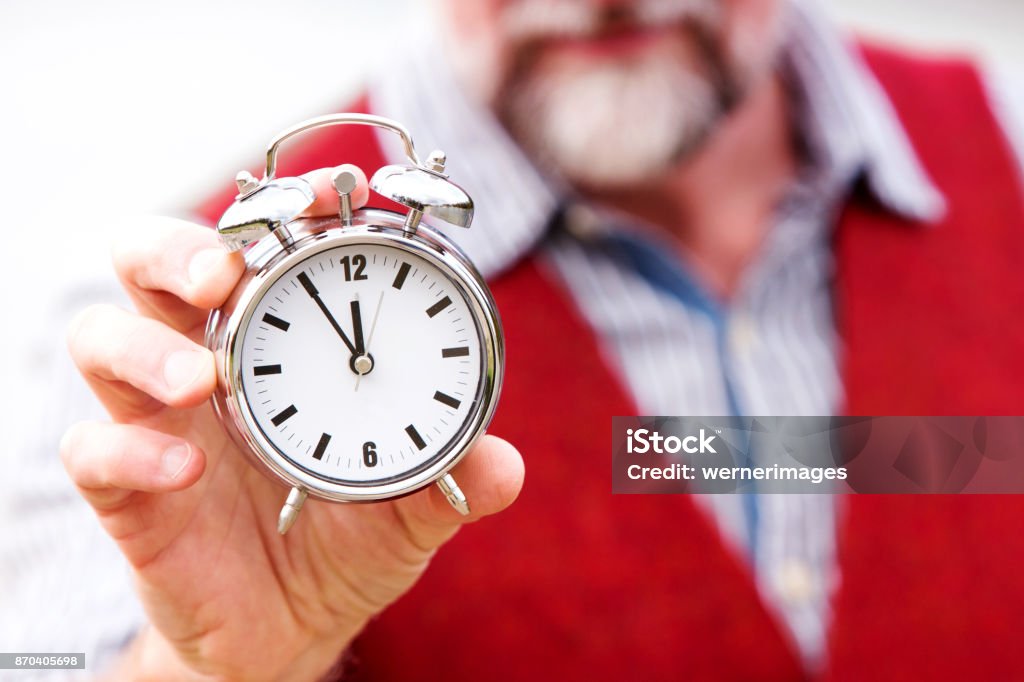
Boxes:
[494,0,740,188]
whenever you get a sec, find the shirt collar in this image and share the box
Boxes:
[367,1,946,278]
[784,0,946,223]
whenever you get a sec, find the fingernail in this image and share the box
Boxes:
[163,349,208,391]
[162,444,192,480]
[188,248,226,285]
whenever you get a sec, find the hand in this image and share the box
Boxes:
[60,164,524,681]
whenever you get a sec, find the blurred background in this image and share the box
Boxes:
[2,0,1023,517]
[1,0,1023,294]
[0,0,1021,670]
[2,0,1022,340]
[0,0,1022,606]
[0,0,1021,359]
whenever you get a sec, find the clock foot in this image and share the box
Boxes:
[278,486,309,535]
[437,474,470,516]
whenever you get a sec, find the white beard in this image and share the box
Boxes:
[504,48,726,187]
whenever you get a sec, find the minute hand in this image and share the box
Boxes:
[297,272,357,355]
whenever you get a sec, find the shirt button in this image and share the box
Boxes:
[774,558,815,606]
[563,203,605,241]
[729,313,757,353]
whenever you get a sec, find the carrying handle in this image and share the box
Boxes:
[264,113,421,181]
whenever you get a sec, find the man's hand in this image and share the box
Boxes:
[60,165,525,681]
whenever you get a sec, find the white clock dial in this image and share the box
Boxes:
[237,243,483,485]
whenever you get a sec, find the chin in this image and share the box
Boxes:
[503,46,726,188]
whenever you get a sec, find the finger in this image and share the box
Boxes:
[60,421,207,564]
[60,421,205,512]
[112,166,370,334]
[68,304,216,419]
[393,435,525,551]
[299,164,370,217]
[111,215,244,333]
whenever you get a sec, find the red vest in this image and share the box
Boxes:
[198,46,1024,680]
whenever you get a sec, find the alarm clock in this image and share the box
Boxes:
[205,114,504,534]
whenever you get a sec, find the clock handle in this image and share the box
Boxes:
[217,114,425,252]
[264,113,422,181]
[262,113,474,232]
[220,113,473,253]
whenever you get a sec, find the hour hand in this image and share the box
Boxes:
[350,298,365,354]
[297,272,357,356]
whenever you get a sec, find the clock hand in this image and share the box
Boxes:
[350,297,365,355]
[355,291,385,393]
[364,291,384,350]
[297,272,358,356]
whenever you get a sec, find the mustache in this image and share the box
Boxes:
[500,0,721,43]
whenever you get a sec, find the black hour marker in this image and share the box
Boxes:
[426,296,452,318]
[393,262,411,290]
[253,364,282,376]
[271,405,298,426]
[442,346,470,358]
[405,424,426,450]
[297,272,318,296]
[262,313,291,331]
[313,432,331,460]
[433,391,461,409]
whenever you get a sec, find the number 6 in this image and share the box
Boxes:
[363,441,378,467]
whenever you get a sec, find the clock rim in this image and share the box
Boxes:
[206,209,504,503]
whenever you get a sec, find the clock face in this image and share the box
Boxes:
[237,242,484,486]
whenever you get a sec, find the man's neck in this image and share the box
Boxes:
[581,73,797,299]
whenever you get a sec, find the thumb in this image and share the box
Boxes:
[393,435,524,550]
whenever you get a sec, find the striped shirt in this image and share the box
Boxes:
[3,0,1024,678]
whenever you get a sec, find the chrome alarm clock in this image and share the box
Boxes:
[205,114,503,534]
